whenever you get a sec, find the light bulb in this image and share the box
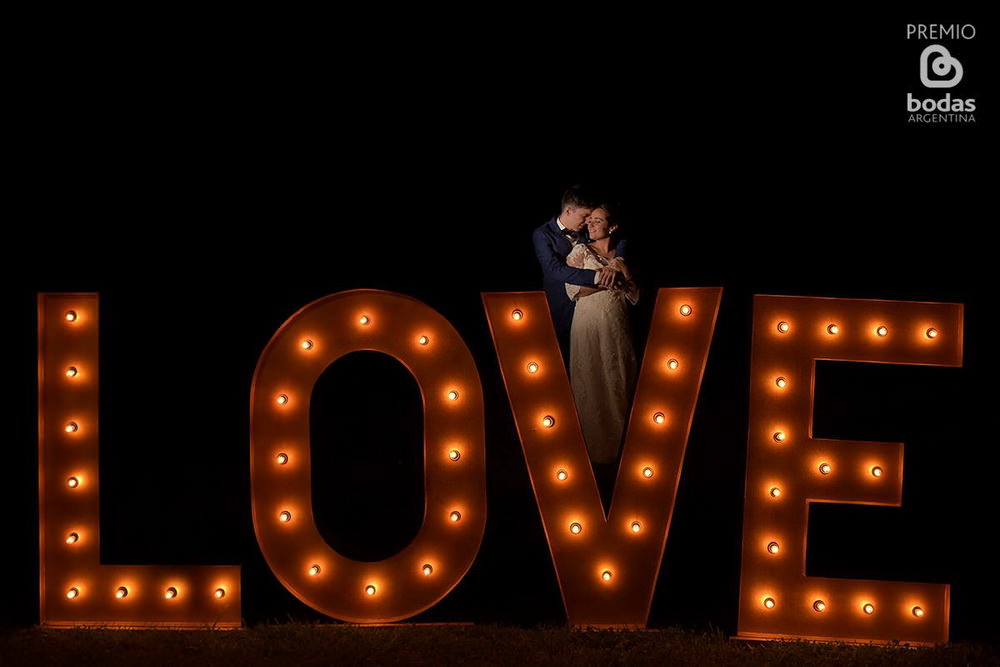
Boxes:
[767,541,780,554]
[449,510,462,522]
[763,597,776,609]
[276,393,289,406]
[775,377,787,388]
[165,587,178,599]
[279,510,292,523]
[359,315,370,325]
[556,469,568,481]
[925,328,938,339]
[827,323,840,335]
[116,586,128,599]
[418,335,429,346]
[876,325,888,337]
[814,600,826,612]
[448,449,461,461]
[601,570,613,582]
[630,521,641,533]
[65,421,79,433]
[652,412,666,425]
[447,390,459,401]
[67,476,80,489]
[365,584,377,596]
[819,462,831,475]
[541,415,555,428]
[276,452,288,465]
[679,304,692,316]
[641,466,654,479]
[511,309,523,321]
[527,362,539,373]
[66,587,79,599]
[769,486,781,498]
[300,339,314,351]
[309,564,321,576]
[422,563,433,576]
[65,310,78,323]
[66,532,80,544]
[863,602,875,615]
[214,588,226,599]
[871,466,883,478]
[777,321,790,334]
[66,366,79,378]
[570,522,582,535]
[667,358,679,370]
[912,606,925,618]
[772,431,785,443]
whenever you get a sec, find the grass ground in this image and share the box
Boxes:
[1,623,996,666]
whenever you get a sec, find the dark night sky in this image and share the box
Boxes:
[3,13,995,642]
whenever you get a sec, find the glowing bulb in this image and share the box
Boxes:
[448,449,461,461]
[65,310,78,323]
[66,587,79,599]
[630,521,641,533]
[65,366,79,378]
[66,532,79,544]
[276,393,289,406]
[601,570,613,582]
[814,600,826,612]
[926,328,938,339]
[641,466,654,479]
[165,587,178,599]
[279,510,292,523]
[912,606,925,618]
[309,564,321,576]
[819,462,831,475]
[214,588,226,599]
[365,584,377,596]
[767,541,780,554]
[652,412,666,425]
[65,421,79,433]
[541,415,555,428]
[871,466,883,478]
[769,486,781,498]
[359,315,370,325]
[67,476,80,489]
[763,597,776,609]
[447,390,459,401]
[418,335,429,346]
[569,522,582,535]
[775,377,787,388]
[679,304,692,316]
[862,602,875,615]
[422,564,433,576]
[511,309,523,321]
[667,358,679,370]
[449,510,462,522]
[276,452,289,465]
[827,323,839,335]
[772,431,785,443]
[300,339,314,350]
[556,469,568,481]
[777,321,790,334]
[876,325,888,337]
[116,586,128,599]
[527,362,539,373]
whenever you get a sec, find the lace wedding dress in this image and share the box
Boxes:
[565,244,639,464]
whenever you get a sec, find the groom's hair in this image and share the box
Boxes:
[561,184,600,211]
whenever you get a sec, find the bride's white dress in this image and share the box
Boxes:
[565,244,639,464]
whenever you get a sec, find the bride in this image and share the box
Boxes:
[565,205,639,466]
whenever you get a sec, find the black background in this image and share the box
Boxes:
[4,14,994,642]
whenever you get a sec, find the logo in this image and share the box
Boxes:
[920,45,963,88]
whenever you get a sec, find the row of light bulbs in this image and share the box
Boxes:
[65,585,228,601]
[773,320,940,339]
[760,596,925,618]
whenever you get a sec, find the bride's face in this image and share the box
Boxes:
[586,208,614,239]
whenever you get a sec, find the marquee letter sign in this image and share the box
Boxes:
[482,288,722,627]
[735,295,963,645]
[250,289,487,623]
[37,293,241,628]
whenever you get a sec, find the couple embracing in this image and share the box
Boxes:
[532,185,639,480]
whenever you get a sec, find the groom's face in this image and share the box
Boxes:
[562,205,593,232]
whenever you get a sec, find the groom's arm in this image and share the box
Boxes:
[532,228,598,287]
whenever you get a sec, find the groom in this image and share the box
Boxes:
[532,185,625,363]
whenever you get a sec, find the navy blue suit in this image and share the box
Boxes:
[532,217,627,362]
